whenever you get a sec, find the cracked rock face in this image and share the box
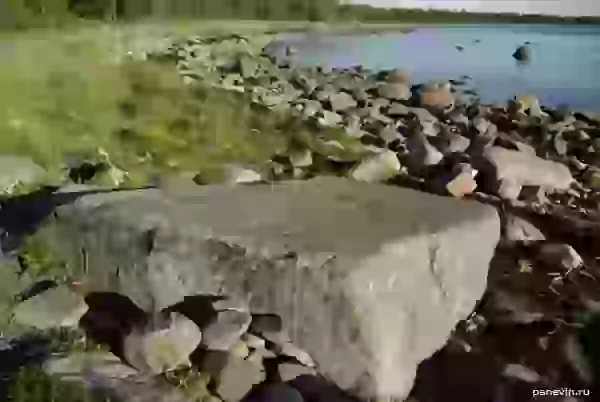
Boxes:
[38,177,500,399]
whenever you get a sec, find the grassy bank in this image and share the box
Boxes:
[0,21,310,187]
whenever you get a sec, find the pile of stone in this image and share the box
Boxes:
[4,282,317,401]
[1,33,600,402]
[153,34,600,207]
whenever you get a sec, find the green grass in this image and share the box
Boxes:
[0,22,281,183]
[0,21,369,188]
[0,18,367,330]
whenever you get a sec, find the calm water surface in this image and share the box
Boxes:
[280,24,600,110]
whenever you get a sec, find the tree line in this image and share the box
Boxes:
[1,0,598,31]
[339,4,600,25]
[0,0,341,30]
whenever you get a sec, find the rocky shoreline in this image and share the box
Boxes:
[1,31,600,401]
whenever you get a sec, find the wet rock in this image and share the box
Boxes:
[328,92,358,112]
[377,83,411,101]
[12,286,88,330]
[513,45,532,62]
[348,150,401,183]
[536,243,583,271]
[502,213,545,243]
[124,312,202,374]
[41,177,500,400]
[481,146,574,198]
[0,155,46,194]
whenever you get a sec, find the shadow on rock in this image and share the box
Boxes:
[80,292,148,360]
[410,348,501,402]
[0,186,155,258]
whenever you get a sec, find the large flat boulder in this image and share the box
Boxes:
[38,177,500,399]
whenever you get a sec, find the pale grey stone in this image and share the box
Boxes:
[12,286,88,330]
[202,309,251,351]
[348,150,401,183]
[289,150,313,168]
[328,92,357,112]
[407,133,444,167]
[387,103,411,117]
[377,83,411,101]
[217,355,265,402]
[317,110,343,127]
[502,363,541,383]
[278,362,317,382]
[482,146,573,192]
[223,165,262,184]
[503,214,545,243]
[123,312,202,374]
[46,351,192,402]
[0,155,46,194]
[39,177,500,399]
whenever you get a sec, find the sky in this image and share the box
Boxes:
[349,0,600,16]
